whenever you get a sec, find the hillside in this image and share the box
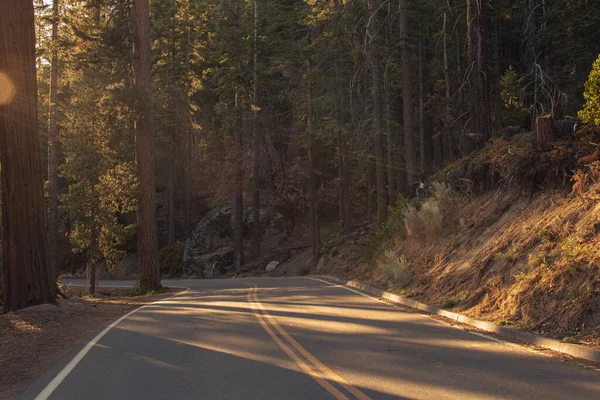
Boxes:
[269,124,600,348]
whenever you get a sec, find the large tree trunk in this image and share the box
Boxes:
[368,0,387,225]
[467,0,491,143]
[252,0,262,258]
[48,0,60,283]
[400,0,417,187]
[133,0,161,293]
[0,0,56,311]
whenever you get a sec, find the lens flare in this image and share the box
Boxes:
[0,72,16,105]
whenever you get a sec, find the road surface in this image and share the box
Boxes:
[21,277,600,399]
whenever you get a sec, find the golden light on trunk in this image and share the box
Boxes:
[0,73,16,105]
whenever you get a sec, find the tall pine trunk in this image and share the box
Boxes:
[166,18,176,246]
[467,0,491,142]
[307,67,319,258]
[0,0,56,311]
[442,12,453,161]
[252,0,261,258]
[234,91,244,269]
[48,0,60,283]
[385,72,396,205]
[133,0,161,292]
[233,0,244,270]
[400,0,417,187]
[419,38,432,176]
[367,0,387,225]
[183,26,193,237]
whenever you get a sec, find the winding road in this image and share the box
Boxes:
[21,277,600,399]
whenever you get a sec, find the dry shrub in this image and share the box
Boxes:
[376,250,413,288]
[404,182,452,238]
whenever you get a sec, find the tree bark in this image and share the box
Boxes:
[366,157,374,220]
[133,0,161,292]
[442,12,453,161]
[48,0,60,283]
[87,224,98,296]
[337,127,345,227]
[183,26,193,237]
[536,115,554,151]
[400,0,417,189]
[233,0,244,269]
[234,91,244,269]
[167,17,176,246]
[368,0,387,225]
[467,0,491,143]
[307,68,319,258]
[419,38,432,176]
[0,0,56,311]
[252,0,261,258]
[385,72,396,205]
[167,148,176,245]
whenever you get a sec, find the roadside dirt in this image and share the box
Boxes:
[0,287,184,400]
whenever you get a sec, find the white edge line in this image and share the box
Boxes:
[33,287,190,400]
[305,277,506,344]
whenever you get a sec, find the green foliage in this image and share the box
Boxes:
[500,66,529,126]
[365,196,411,263]
[159,241,186,277]
[579,54,600,126]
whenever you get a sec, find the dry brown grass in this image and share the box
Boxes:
[379,189,600,348]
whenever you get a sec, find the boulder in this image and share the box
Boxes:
[184,193,294,277]
[265,261,280,272]
[185,247,234,278]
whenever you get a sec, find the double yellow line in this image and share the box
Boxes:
[246,282,372,400]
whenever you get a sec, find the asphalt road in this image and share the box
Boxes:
[21,277,600,400]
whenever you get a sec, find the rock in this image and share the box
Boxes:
[239,250,285,273]
[184,192,294,277]
[185,247,234,278]
[265,261,280,272]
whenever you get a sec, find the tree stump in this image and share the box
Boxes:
[536,114,555,151]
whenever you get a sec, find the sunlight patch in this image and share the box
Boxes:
[0,72,16,105]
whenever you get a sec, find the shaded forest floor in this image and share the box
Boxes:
[0,287,183,400]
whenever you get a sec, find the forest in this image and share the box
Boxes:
[1,0,600,314]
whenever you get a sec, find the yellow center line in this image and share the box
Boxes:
[247,282,373,400]
[246,283,349,400]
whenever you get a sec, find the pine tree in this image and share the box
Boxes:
[0,0,56,311]
[133,0,161,292]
